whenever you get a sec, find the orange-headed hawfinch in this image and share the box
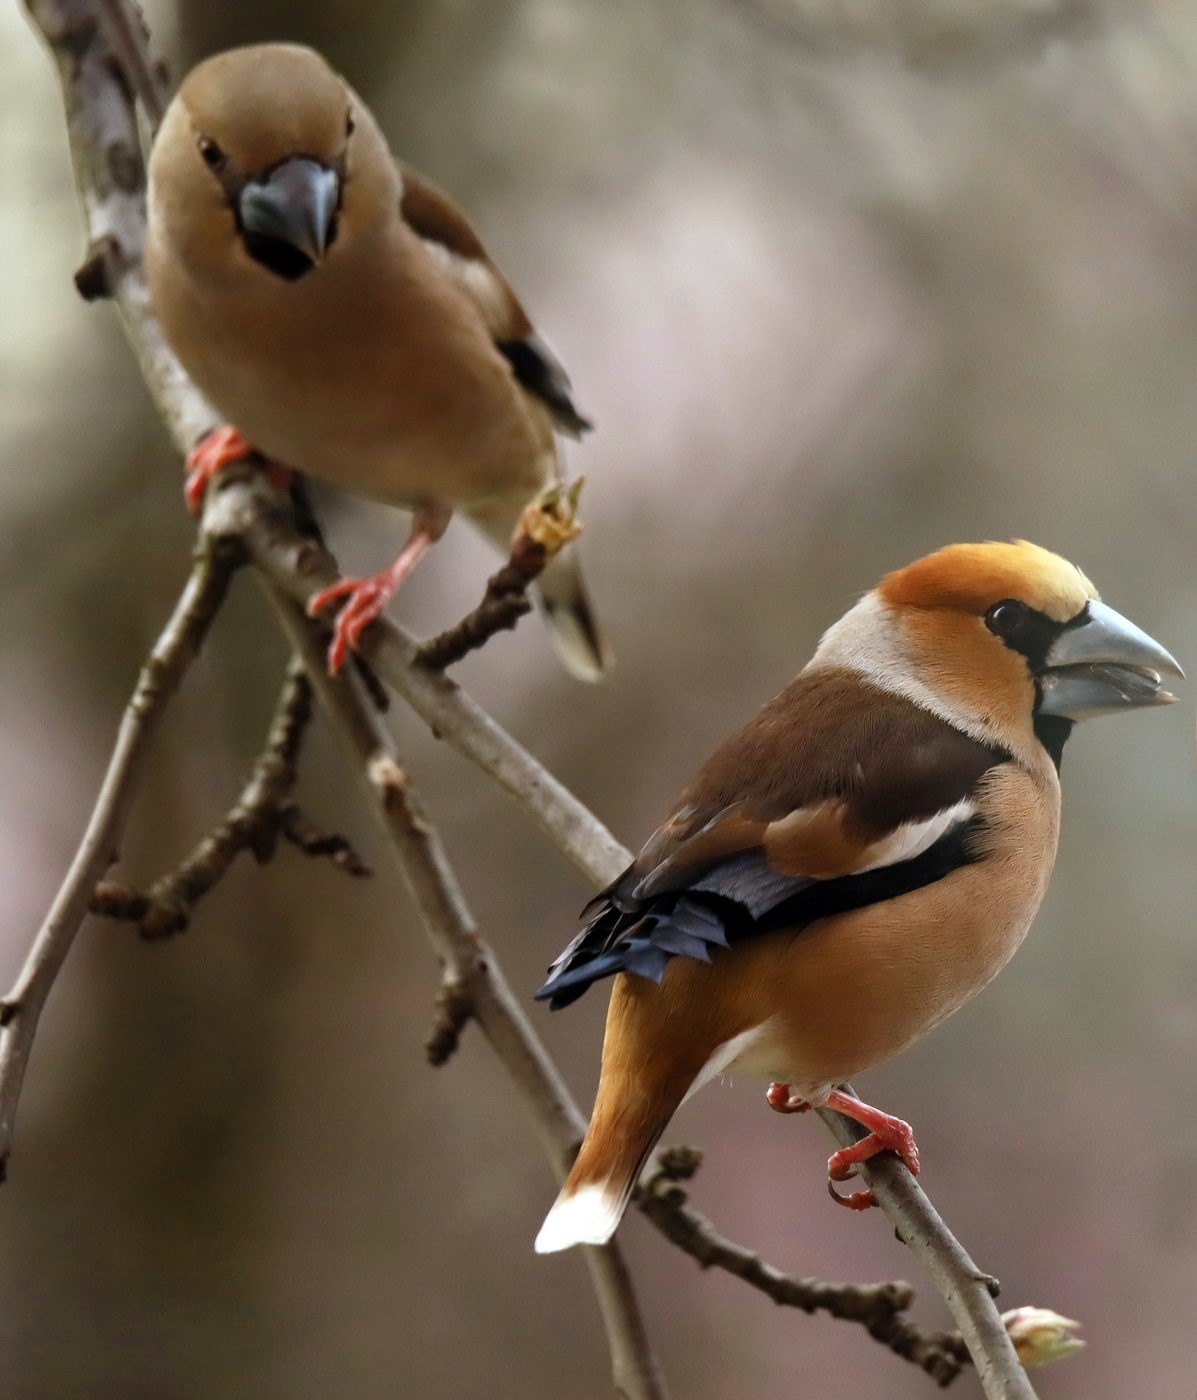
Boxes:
[534,540,1182,1251]
[146,43,606,678]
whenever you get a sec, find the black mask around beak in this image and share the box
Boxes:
[237,157,340,279]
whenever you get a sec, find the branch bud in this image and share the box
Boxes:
[1001,1306,1085,1368]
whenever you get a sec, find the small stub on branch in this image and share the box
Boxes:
[1002,1307,1084,1369]
[425,974,477,1067]
[74,234,120,301]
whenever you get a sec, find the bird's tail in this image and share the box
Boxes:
[535,1087,674,1254]
[535,983,699,1253]
[533,542,611,683]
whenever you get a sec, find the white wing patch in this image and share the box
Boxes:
[419,238,509,334]
[856,798,976,873]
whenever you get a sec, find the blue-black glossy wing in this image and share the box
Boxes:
[535,817,983,1010]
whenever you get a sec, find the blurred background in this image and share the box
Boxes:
[1,0,1196,1394]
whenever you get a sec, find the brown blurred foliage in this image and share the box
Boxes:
[3,0,1197,1395]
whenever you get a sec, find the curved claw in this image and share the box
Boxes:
[828,1179,876,1211]
[766,1082,812,1115]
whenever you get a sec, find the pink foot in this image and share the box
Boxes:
[185,425,293,515]
[308,572,401,674]
[825,1090,920,1180]
[767,1085,920,1213]
[306,503,449,674]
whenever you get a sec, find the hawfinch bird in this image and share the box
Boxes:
[534,541,1181,1252]
[145,43,606,679]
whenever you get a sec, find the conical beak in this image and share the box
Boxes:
[238,157,340,267]
[1036,599,1184,721]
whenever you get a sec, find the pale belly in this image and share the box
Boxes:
[715,841,1054,1103]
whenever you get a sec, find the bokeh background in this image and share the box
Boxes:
[1,0,1196,1394]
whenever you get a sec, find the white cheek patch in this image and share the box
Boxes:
[809,593,1005,750]
[856,799,976,873]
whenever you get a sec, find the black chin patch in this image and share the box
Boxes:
[242,232,314,280]
[1032,712,1073,771]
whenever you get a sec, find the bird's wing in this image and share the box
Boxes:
[398,163,592,436]
[536,668,1011,1008]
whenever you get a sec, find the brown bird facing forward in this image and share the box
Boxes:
[534,541,1181,1252]
[146,43,606,678]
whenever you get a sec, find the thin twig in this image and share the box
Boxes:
[636,1146,970,1388]
[204,472,629,887]
[0,536,240,1171]
[89,659,369,939]
[415,534,542,671]
[268,588,669,1400]
[415,480,583,672]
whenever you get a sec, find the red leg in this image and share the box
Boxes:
[185,425,293,515]
[824,1089,920,1179]
[768,1084,920,1212]
[307,501,451,674]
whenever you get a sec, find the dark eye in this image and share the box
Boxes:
[345,110,355,136]
[985,599,1030,639]
[197,136,226,171]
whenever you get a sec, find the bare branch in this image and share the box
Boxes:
[266,587,669,1400]
[0,536,240,1171]
[818,1098,1038,1400]
[414,534,541,671]
[637,1145,969,1387]
[89,659,369,939]
[205,471,630,888]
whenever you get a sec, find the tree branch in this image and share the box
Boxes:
[818,1100,1039,1399]
[266,586,669,1400]
[0,535,240,1171]
[89,659,369,939]
[636,1145,970,1388]
[415,480,582,672]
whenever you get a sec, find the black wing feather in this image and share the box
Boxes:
[497,334,593,437]
[535,817,984,1010]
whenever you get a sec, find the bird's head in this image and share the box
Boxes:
[815,540,1182,764]
[150,43,396,281]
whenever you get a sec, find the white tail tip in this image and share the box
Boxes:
[534,1182,624,1253]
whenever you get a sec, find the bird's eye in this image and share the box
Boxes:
[985,599,1030,639]
[345,111,355,137]
[197,136,227,172]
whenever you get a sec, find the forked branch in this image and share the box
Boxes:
[90,659,369,939]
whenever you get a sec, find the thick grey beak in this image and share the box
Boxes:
[1037,599,1184,720]
[238,157,339,265]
